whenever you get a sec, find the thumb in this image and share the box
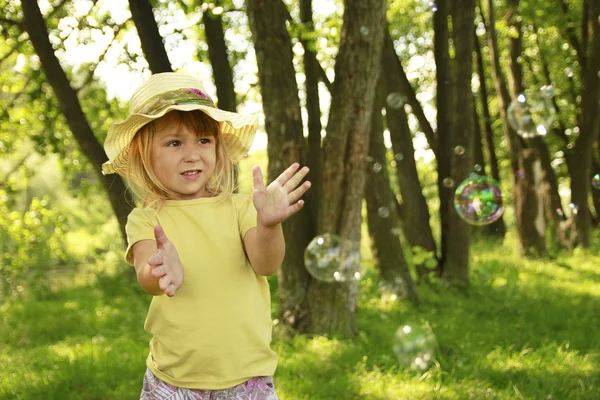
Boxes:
[154,225,169,249]
[252,165,265,191]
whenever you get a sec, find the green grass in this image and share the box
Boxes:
[1,236,599,400]
[1,151,599,399]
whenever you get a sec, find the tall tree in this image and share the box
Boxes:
[443,0,476,283]
[245,0,313,329]
[381,30,438,269]
[21,0,133,243]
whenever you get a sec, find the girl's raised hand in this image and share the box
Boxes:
[252,163,311,227]
[147,225,184,297]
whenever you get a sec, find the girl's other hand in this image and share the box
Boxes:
[252,163,311,227]
[147,225,184,297]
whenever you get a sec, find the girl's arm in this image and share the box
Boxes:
[243,223,285,276]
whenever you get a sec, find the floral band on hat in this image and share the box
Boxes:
[136,88,216,116]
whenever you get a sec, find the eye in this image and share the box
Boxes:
[199,138,212,144]
[167,140,181,147]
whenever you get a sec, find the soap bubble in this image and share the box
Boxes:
[454,146,465,156]
[304,234,361,283]
[378,207,390,218]
[372,163,383,173]
[393,322,437,371]
[442,177,455,188]
[592,174,600,190]
[474,164,483,173]
[454,173,504,226]
[507,89,556,138]
[386,93,406,109]
[394,153,404,162]
[360,26,370,36]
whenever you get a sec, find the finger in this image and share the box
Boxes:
[151,264,166,278]
[274,163,301,186]
[154,225,169,249]
[148,253,163,267]
[284,167,310,192]
[252,165,265,191]
[288,181,311,204]
[286,200,305,217]
[164,283,179,297]
[159,274,172,291]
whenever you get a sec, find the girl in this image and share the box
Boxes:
[102,72,311,400]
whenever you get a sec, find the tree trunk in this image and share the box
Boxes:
[473,26,506,238]
[483,0,544,257]
[443,0,475,284]
[202,6,236,113]
[299,0,386,337]
[128,0,173,73]
[300,0,323,231]
[365,89,418,303]
[381,29,437,266]
[433,0,453,273]
[22,0,133,244]
[245,0,312,329]
[569,2,600,247]
[516,149,546,256]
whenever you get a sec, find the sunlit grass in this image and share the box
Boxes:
[1,151,598,399]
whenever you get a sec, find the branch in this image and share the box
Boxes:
[559,0,584,67]
[0,151,33,188]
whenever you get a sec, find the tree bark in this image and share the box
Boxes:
[22,0,133,244]
[300,0,323,230]
[569,2,600,247]
[443,0,475,284]
[202,6,236,112]
[473,26,506,238]
[299,0,386,337]
[245,0,312,329]
[483,0,545,257]
[365,89,418,303]
[128,0,173,73]
[433,0,453,273]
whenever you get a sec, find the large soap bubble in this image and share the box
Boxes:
[304,234,361,282]
[454,173,504,226]
[507,87,556,138]
[393,322,437,371]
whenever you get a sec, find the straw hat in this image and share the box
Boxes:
[102,72,257,176]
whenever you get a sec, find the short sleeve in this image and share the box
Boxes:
[235,194,257,239]
[124,208,155,266]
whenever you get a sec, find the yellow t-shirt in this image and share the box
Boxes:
[125,194,278,390]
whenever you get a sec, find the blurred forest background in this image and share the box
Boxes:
[0,0,599,399]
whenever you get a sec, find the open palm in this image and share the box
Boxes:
[252,163,311,227]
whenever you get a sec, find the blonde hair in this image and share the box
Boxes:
[126,110,235,209]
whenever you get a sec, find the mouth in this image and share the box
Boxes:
[181,170,202,180]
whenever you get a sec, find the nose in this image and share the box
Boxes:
[183,144,201,163]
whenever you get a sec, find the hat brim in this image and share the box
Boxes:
[102,103,257,176]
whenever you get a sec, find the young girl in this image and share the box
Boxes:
[102,72,311,399]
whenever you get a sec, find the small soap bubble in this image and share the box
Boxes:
[442,177,455,188]
[428,2,438,12]
[454,174,504,226]
[474,164,483,172]
[378,207,390,218]
[394,153,404,162]
[372,163,383,173]
[568,203,578,215]
[454,146,465,156]
[364,155,374,163]
[517,170,526,180]
[592,174,600,190]
[386,93,405,109]
[360,26,370,36]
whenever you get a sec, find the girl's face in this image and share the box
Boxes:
[150,112,217,200]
